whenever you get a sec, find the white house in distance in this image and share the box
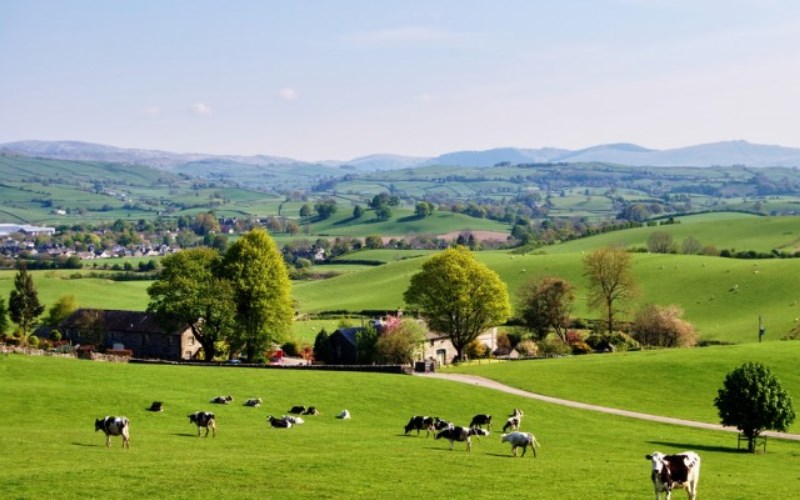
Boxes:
[419,327,498,366]
[0,224,56,236]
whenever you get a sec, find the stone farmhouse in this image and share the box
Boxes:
[59,309,201,361]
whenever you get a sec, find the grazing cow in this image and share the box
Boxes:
[404,415,437,437]
[243,398,262,407]
[434,418,453,431]
[337,409,351,419]
[303,406,320,415]
[210,395,234,404]
[282,415,304,425]
[501,431,539,457]
[503,410,524,432]
[645,451,701,500]
[95,416,130,449]
[267,415,293,428]
[289,405,306,414]
[146,401,163,412]
[435,426,485,452]
[188,411,216,437]
[469,414,492,430]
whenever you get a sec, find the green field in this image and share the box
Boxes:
[2,355,798,498]
[450,341,800,433]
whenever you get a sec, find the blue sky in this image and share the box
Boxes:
[2,1,799,161]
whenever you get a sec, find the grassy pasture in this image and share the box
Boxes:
[451,341,800,433]
[1,355,799,499]
[545,215,800,255]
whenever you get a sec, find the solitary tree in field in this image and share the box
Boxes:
[223,228,294,362]
[8,265,46,339]
[714,362,796,453]
[147,247,235,362]
[404,246,511,362]
[518,275,575,343]
[583,247,636,334]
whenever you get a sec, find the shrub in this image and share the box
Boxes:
[515,339,538,357]
[537,337,572,357]
[632,304,697,347]
[50,329,62,341]
[571,340,593,355]
[281,341,300,357]
[27,335,40,348]
[585,332,640,352]
[465,340,491,360]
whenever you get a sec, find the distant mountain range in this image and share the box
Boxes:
[3,139,800,171]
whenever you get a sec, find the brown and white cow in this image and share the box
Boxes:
[95,416,130,449]
[645,451,701,500]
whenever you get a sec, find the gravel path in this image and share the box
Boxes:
[417,372,800,442]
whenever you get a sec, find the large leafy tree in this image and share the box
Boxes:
[583,247,637,334]
[147,247,235,362]
[404,246,511,362]
[223,228,293,362]
[518,275,575,343]
[8,265,46,338]
[714,362,795,453]
[42,294,79,327]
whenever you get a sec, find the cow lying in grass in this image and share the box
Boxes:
[95,416,130,449]
[282,415,304,425]
[435,426,487,452]
[337,409,351,419]
[210,395,233,404]
[267,415,293,428]
[243,398,262,407]
[146,401,163,412]
[188,411,216,437]
[645,451,701,500]
[501,431,539,457]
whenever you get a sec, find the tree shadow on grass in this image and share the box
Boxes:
[173,433,202,438]
[72,442,102,447]
[647,440,741,454]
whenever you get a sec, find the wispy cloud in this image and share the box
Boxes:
[192,102,213,115]
[142,105,161,116]
[277,87,298,101]
[342,26,467,47]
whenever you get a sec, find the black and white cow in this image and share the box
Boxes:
[303,406,320,416]
[289,405,306,414]
[210,395,234,404]
[501,431,539,457]
[434,418,453,431]
[267,415,293,428]
[95,416,130,449]
[469,413,492,430]
[404,415,437,436]
[282,415,304,425]
[502,409,524,432]
[188,411,216,437]
[337,409,351,419]
[243,398,262,407]
[645,451,701,500]
[435,426,485,452]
